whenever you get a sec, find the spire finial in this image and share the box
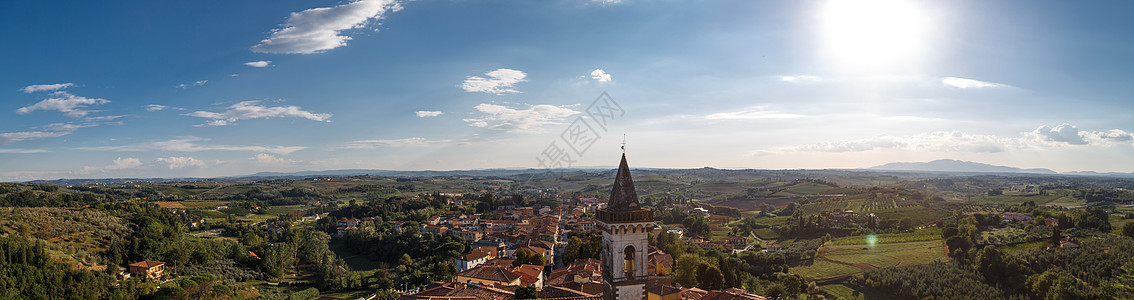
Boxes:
[621,134,626,153]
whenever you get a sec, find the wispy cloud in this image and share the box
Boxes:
[589,69,612,82]
[154,156,207,169]
[244,60,272,67]
[767,123,1134,155]
[0,130,75,144]
[251,0,402,54]
[780,75,821,82]
[186,100,332,126]
[176,80,209,89]
[19,83,74,93]
[145,104,168,111]
[463,103,579,134]
[341,137,444,149]
[76,157,144,175]
[461,69,527,95]
[76,136,306,154]
[16,91,109,118]
[253,153,294,165]
[770,131,1022,154]
[415,110,443,117]
[706,107,805,120]
[0,148,49,154]
[942,77,1002,89]
[1,118,121,144]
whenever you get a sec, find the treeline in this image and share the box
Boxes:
[655,228,823,298]
[0,235,112,299]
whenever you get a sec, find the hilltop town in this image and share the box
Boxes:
[1,156,1134,299]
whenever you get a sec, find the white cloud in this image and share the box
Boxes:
[774,131,1024,154]
[253,153,293,165]
[186,100,332,126]
[772,124,1134,155]
[251,0,402,54]
[0,148,49,154]
[77,157,144,174]
[176,80,209,89]
[706,108,805,120]
[341,137,445,149]
[155,156,207,170]
[942,77,1002,89]
[77,136,305,154]
[16,91,109,118]
[592,0,622,4]
[20,83,74,93]
[462,103,579,134]
[590,69,612,82]
[244,60,272,67]
[415,110,443,117]
[0,118,121,144]
[461,69,527,95]
[0,130,74,144]
[780,75,820,82]
[1085,129,1134,143]
[145,104,168,111]
[1031,123,1087,145]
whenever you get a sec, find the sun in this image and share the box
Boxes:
[821,0,930,71]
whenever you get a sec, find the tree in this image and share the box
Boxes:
[515,285,538,299]
[696,262,725,290]
[563,236,582,263]
[1123,222,1134,238]
[673,254,703,288]
[513,248,545,267]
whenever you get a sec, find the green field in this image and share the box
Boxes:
[790,240,947,283]
[790,259,863,281]
[968,194,1062,206]
[823,240,946,269]
[1045,196,1086,208]
[752,228,780,240]
[830,228,943,245]
[175,200,230,209]
[785,183,838,195]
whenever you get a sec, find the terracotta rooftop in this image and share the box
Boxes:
[128,260,165,268]
[539,285,597,299]
[699,288,766,300]
[456,266,520,283]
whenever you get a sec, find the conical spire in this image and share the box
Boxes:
[607,153,640,211]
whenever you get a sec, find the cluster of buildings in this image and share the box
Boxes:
[399,154,766,300]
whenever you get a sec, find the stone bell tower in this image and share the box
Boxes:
[598,154,653,300]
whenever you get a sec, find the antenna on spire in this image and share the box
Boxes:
[621,134,626,153]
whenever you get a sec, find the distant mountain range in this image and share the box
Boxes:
[868,159,1058,174]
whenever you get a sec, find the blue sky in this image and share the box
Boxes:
[2,0,1133,181]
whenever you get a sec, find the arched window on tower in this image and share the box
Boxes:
[623,245,636,279]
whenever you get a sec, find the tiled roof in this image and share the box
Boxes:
[699,288,766,300]
[681,287,710,300]
[457,266,520,283]
[128,260,165,268]
[555,282,604,296]
[512,264,544,286]
[646,284,682,296]
[539,285,597,299]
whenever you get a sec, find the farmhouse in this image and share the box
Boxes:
[128,260,165,280]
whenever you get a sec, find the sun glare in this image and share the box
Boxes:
[822,0,929,71]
